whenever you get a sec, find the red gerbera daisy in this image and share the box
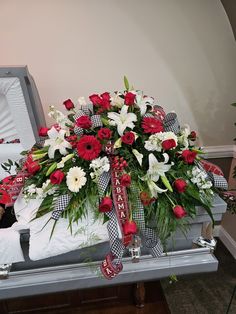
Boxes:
[77,135,102,161]
[141,117,163,134]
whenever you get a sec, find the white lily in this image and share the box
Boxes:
[136,93,154,116]
[147,153,172,182]
[108,105,137,136]
[132,149,143,166]
[147,180,167,197]
[44,127,72,159]
[57,153,74,168]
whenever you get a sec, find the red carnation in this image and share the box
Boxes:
[101,92,110,101]
[173,205,187,219]
[63,99,74,110]
[66,135,78,148]
[142,117,163,134]
[120,174,131,187]
[123,221,137,235]
[38,127,49,137]
[26,161,41,175]
[162,139,176,150]
[174,179,187,193]
[181,150,197,164]
[189,131,197,141]
[99,196,113,213]
[97,128,112,140]
[50,170,65,185]
[76,116,92,129]
[124,92,135,106]
[77,135,102,161]
[121,132,135,145]
[0,189,11,205]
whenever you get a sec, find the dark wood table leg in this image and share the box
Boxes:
[134,282,145,308]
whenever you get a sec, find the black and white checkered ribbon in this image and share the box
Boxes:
[164,112,180,134]
[131,185,163,257]
[97,170,125,264]
[196,161,228,190]
[207,172,228,190]
[73,105,103,136]
[52,194,71,220]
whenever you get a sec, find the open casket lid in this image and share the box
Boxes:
[0,66,46,178]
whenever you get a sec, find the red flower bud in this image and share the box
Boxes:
[162,139,176,150]
[123,220,137,235]
[38,127,49,137]
[120,174,131,187]
[174,179,187,193]
[189,131,197,141]
[50,170,65,185]
[99,196,113,213]
[181,150,197,164]
[173,205,187,219]
[63,99,74,110]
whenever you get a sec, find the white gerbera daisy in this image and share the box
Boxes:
[66,167,87,192]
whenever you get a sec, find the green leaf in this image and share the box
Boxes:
[231,103,236,107]
[124,76,130,91]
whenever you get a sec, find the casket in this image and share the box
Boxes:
[0,66,45,180]
[0,68,227,300]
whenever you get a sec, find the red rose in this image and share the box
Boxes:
[120,174,131,187]
[50,170,65,185]
[26,161,41,175]
[174,179,187,193]
[121,132,135,145]
[124,92,136,106]
[173,205,187,219]
[162,139,176,150]
[77,135,102,160]
[189,131,197,141]
[38,127,49,137]
[181,150,197,164]
[63,99,74,110]
[76,116,92,129]
[99,196,113,213]
[97,128,112,140]
[142,117,163,134]
[89,94,102,106]
[0,189,11,205]
[123,221,137,235]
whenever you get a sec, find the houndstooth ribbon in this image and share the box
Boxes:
[197,161,228,190]
[131,185,163,257]
[164,112,180,134]
[51,194,71,220]
[74,104,103,136]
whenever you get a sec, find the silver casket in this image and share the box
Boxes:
[0,66,227,300]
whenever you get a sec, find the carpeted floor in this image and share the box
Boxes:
[161,239,236,314]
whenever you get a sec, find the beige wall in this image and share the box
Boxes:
[0,0,236,146]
